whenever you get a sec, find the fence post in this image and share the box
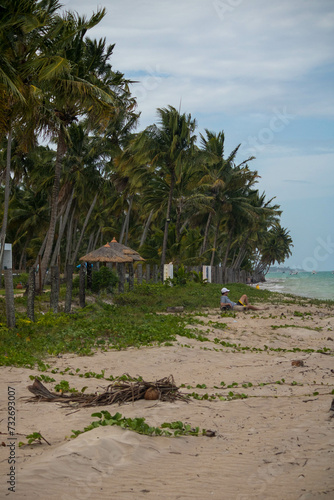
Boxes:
[226,267,232,283]
[27,268,35,321]
[4,269,15,328]
[240,270,246,283]
[137,263,143,285]
[211,266,216,283]
[145,264,150,283]
[153,264,158,283]
[117,263,125,293]
[128,263,134,290]
[86,263,92,290]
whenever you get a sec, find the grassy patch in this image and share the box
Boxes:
[0,282,332,368]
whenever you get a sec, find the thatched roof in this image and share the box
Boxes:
[79,238,145,263]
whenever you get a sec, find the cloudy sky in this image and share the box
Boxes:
[62,0,334,271]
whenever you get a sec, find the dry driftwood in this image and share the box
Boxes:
[27,375,189,408]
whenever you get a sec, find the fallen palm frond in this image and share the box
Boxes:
[26,375,189,408]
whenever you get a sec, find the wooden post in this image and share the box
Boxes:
[79,263,86,308]
[27,268,35,322]
[4,269,15,328]
[137,263,143,284]
[211,266,216,283]
[86,262,92,290]
[146,264,150,283]
[153,264,158,283]
[240,270,246,283]
[50,266,59,313]
[117,263,125,293]
[128,263,134,290]
[226,267,233,283]
[65,264,73,313]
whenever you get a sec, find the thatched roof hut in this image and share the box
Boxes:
[79,238,145,264]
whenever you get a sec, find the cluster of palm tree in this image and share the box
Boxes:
[0,0,293,289]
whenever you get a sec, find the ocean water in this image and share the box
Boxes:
[260,271,334,301]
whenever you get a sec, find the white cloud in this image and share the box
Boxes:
[61,0,334,123]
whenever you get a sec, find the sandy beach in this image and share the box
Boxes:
[1,300,333,499]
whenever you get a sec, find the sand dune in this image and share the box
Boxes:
[1,302,333,499]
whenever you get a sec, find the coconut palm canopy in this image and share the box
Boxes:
[80,238,145,263]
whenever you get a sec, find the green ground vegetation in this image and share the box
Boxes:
[0,281,333,368]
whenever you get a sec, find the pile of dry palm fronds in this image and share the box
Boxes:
[26,375,189,408]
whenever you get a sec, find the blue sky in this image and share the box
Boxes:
[62,0,334,271]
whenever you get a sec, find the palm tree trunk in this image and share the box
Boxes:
[161,169,175,269]
[34,232,48,269]
[233,247,247,271]
[19,241,28,271]
[92,227,101,250]
[64,207,75,269]
[4,269,15,328]
[71,192,98,265]
[86,232,94,253]
[50,189,74,268]
[210,219,220,266]
[70,217,78,263]
[140,209,153,247]
[0,127,12,274]
[232,230,252,270]
[39,131,66,291]
[222,227,234,269]
[200,212,212,257]
[124,196,133,246]
[175,199,183,243]
[119,196,133,245]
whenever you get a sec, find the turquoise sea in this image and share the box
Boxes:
[261,271,334,301]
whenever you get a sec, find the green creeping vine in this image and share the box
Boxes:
[71,411,207,438]
[19,432,51,447]
[212,338,331,354]
[271,324,323,332]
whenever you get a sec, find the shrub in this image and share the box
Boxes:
[91,267,118,293]
[165,265,192,286]
[191,271,208,284]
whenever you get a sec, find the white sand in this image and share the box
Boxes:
[1,302,333,499]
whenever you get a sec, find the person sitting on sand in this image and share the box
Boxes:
[220,287,265,311]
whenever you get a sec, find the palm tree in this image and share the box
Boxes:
[253,224,293,276]
[230,190,282,271]
[198,130,257,266]
[35,10,135,289]
[3,143,55,269]
[133,106,197,273]
[0,0,61,271]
